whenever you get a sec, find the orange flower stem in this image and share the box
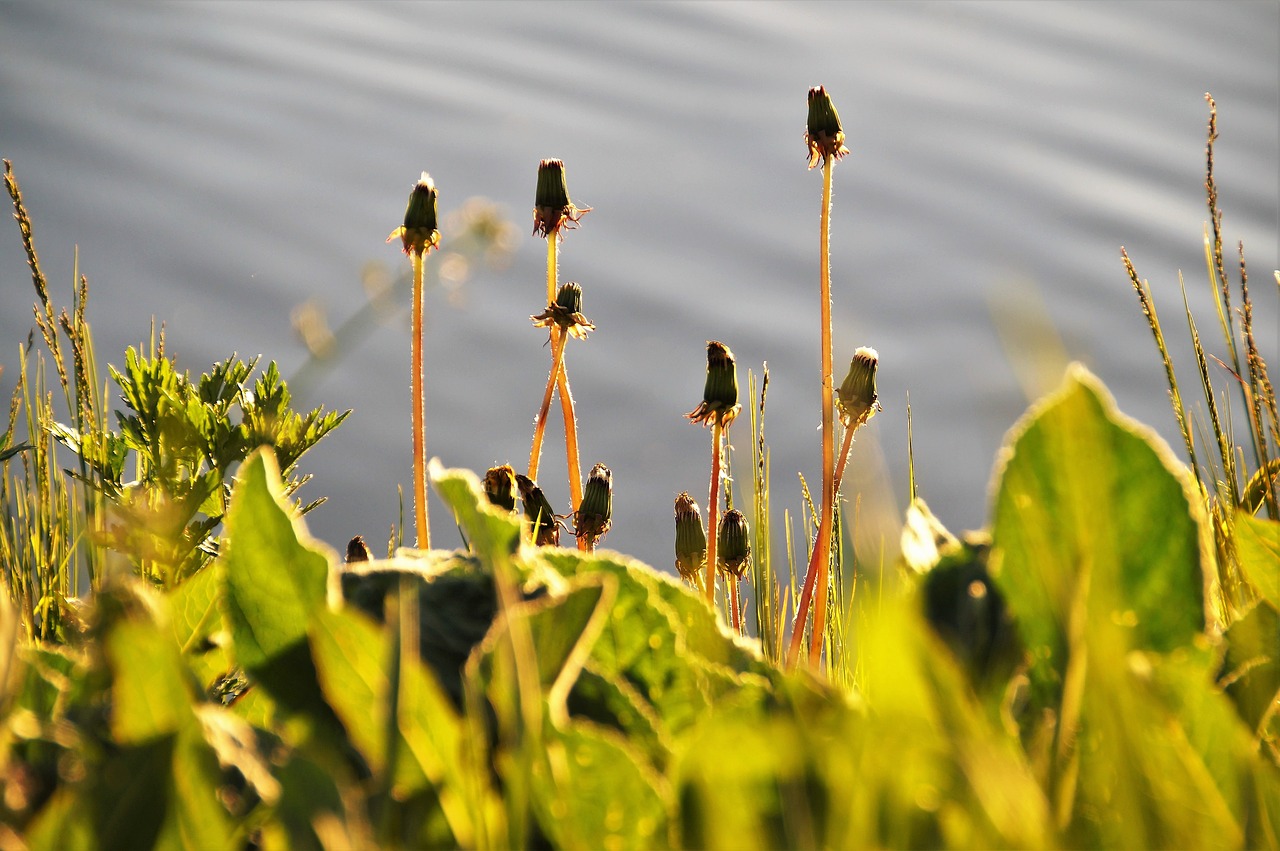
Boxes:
[557,364,585,547]
[705,421,724,605]
[730,577,742,633]
[787,155,836,669]
[528,328,569,482]
[410,250,431,549]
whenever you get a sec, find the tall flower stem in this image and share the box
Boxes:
[729,575,742,633]
[705,422,724,603]
[557,354,584,515]
[788,154,836,668]
[411,251,430,549]
[527,327,569,483]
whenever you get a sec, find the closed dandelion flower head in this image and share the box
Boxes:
[483,465,518,513]
[532,159,591,238]
[717,509,751,578]
[686,340,741,428]
[574,463,613,544]
[516,473,561,546]
[805,86,850,170]
[673,492,707,580]
[387,172,441,256]
[531,281,595,340]
[836,346,880,427]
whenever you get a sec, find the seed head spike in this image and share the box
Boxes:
[483,465,519,512]
[574,463,613,547]
[388,172,441,255]
[674,492,708,581]
[805,86,850,170]
[717,509,751,578]
[532,158,590,238]
[686,340,741,428]
[836,346,880,428]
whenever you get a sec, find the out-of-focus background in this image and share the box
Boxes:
[1,1,1276,572]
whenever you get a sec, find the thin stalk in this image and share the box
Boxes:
[729,576,742,633]
[556,361,584,515]
[527,329,568,482]
[788,155,836,668]
[410,251,431,549]
[706,422,724,604]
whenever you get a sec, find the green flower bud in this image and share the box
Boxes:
[483,465,518,512]
[393,172,441,255]
[717,509,751,578]
[574,463,613,546]
[531,281,595,340]
[836,346,880,428]
[532,158,590,237]
[674,492,708,581]
[686,341,741,428]
[516,473,560,546]
[805,86,850,170]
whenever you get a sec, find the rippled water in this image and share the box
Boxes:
[2,2,1276,571]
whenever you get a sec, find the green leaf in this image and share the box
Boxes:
[990,364,1209,699]
[1234,510,1280,608]
[535,722,671,851]
[429,462,521,564]
[168,563,229,691]
[1221,600,1280,739]
[220,447,332,673]
[106,616,192,744]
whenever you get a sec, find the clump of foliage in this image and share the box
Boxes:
[0,93,1277,851]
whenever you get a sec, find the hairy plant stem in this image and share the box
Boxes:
[527,236,586,548]
[706,422,724,604]
[729,576,742,633]
[411,251,431,549]
[788,155,836,669]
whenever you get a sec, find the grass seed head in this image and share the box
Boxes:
[533,158,590,238]
[574,462,613,545]
[483,465,518,512]
[674,492,708,581]
[717,509,751,578]
[389,172,441,255]
[837,346,880,428]
[686,340,741,428]
[806,86,850,170]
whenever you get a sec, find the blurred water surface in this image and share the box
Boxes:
[1,1,1276,571]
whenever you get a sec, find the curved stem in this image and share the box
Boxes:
[557,365,585,547]
[411,251,431,549]
[528,328,569,482]
[788,156,835,668]
[705,422,724,605]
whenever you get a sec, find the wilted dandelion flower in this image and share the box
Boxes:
[531,281,595,341]
[387,172,441,255]
[805,86,850,170]
[574,463,613,548]
[686,341,741,428]
[674,492,708,581]
[532,159,590,238]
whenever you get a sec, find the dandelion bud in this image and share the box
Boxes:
[674,492,708,581]
[717,509,751,578]
[686,341,741,428]
[532,158,589,238]
[483,465,518,512]
[805,86,850,170]
[531,281,595,340]
[345,535,371,563]
[391,172,441,255]
[836,346,880,428]
[574,463,613,547]
[516,473,560,546]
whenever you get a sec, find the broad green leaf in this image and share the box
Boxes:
[429,462,521,563]
[168,563,230,691]
[220,447,332,672]
[536,722,671,851]
[1235,510,1280,608]
[1221,600,1280,739]
[106,617,191,744]
[990,365,1209,698]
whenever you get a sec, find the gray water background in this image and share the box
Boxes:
[2,1,1276,574]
